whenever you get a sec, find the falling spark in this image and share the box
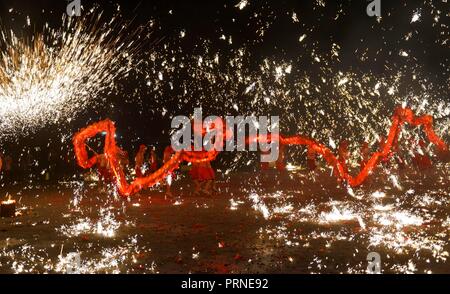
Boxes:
[236,0,249,10]
[399,50,409,57]
[411,11,421,23]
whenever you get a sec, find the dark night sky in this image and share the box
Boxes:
[0,0,448,180]
[0,0,446,70]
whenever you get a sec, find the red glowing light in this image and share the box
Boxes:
[73,107,448,197]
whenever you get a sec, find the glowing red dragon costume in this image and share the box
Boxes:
[73,107,448,197]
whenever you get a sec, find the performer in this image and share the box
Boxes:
[413,140,432,171]
[331,140,349,181]
[190,161,202,196]
[260,148,278,170]
[338,140,349,173]
[204,160,217,193]
[117,148,130,171]
[189,160,216,196]
[163,146,174,198]
[4,155,12,181]
[436,148,449,178]
[276,144,286,171]
[360,141,370,170]
[392,141,406,171]
[134,144,147,177]
[148,146,158,173]
[378,136,394,168]
[260,149,270,171]
[96,154,114,183]
[306,146,317,172]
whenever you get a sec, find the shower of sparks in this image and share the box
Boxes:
[243,169,449,273]
[0,10,143,137]
[126,0,449,178]
[57,207,134,238]
[0,165,449,273]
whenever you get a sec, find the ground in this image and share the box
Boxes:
[0,164,449,274]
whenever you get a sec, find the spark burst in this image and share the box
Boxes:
[0,11,143,137]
